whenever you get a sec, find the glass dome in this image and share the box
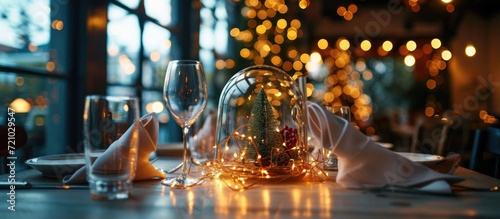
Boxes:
[215,65,307,181]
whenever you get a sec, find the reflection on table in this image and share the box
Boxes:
[1,157,500,218]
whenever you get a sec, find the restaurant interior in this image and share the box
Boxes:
[2,0,500,218]
[1,0,499,181]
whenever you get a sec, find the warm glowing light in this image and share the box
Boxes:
[310,52,322,63]
[293,60,303,70]
[9,98,31,113]
[300,53,310,63]
[151,101,164,113]
[425,107,435,117]
[318,39,328,50]
[150,51,160,62]
[306,83,314,97]
[441,50,452,61]
[441,0,453,3]
[287,28,298,40]
[256,25,267,34]
[226,59,235,69]
[360,40,371,51]
[338,39,350,51]
[348,4,358,13]
[382,40,393,51]
[28,43,38,52]
[344,11,353,20]
[257,9,267,20]
[426,79,437,89]
[324,92,334,103]
[274,35,284,44]
[262,20,272,29]
[446,4,455,13]
[108,45,119,56]
[355,60,366,71]
[406,40,417,52]
[362,70,373,80]
[46,62,56,72]
[299,0,309,9]
[277,19,287,29]
[119,55,136,75]
[240,48,251,58]
[290,19,301,28]
[215,59,225,70]
[230,28,240,37]
[51,20,64,30]
[404,55,416,66]
[431,38,441,49]
[465,44,476,57]
[337,7,347,16]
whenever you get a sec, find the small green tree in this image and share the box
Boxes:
[245,89,284,165]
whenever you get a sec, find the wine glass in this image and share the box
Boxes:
[162,60,208,188]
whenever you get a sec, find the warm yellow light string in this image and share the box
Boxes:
[193,129,333,191]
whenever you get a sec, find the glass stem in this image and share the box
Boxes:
[180,125,190,178]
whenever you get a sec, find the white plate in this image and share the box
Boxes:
[396,152,445,166]
[25,153,85,178]
[25,152,158,178]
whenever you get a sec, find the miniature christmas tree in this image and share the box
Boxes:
[245,89,285,166]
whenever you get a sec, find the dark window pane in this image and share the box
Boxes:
[0,71,67,171]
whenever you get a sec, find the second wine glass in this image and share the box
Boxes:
[162,60,208,188]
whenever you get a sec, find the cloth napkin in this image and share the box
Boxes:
[429,153,461,175]
[63,113,166,184]
[307,101,464,190]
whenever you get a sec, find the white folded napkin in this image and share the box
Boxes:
[63,113,166,184]
[307,101,464,190]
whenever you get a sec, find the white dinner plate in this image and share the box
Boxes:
[396,152,445,166]
[25,152,158,178]
[25,153,85,178]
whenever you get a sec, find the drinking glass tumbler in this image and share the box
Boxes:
[83,95,140,200]
[323,105,351,171]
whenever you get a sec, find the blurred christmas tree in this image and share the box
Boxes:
[229,0,310,78]
[245,89,285,166]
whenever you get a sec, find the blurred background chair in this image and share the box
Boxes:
[470,126,500,179]
[410,113,454,156]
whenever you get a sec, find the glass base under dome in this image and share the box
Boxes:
[161,175,204,189]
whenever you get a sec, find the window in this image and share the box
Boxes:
[106,0,181,142]
[0,0,70,172]
[106,0,230,143]
[0,0,232,174]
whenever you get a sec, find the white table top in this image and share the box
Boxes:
[1,156,500,219]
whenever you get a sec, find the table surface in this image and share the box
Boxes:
[1,156,500,219]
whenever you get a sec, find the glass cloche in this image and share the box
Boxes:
[214,65,308,182]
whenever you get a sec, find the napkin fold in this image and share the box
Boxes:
[429,153,461,175]
[63,113,166,184]
[307,101,464,190]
